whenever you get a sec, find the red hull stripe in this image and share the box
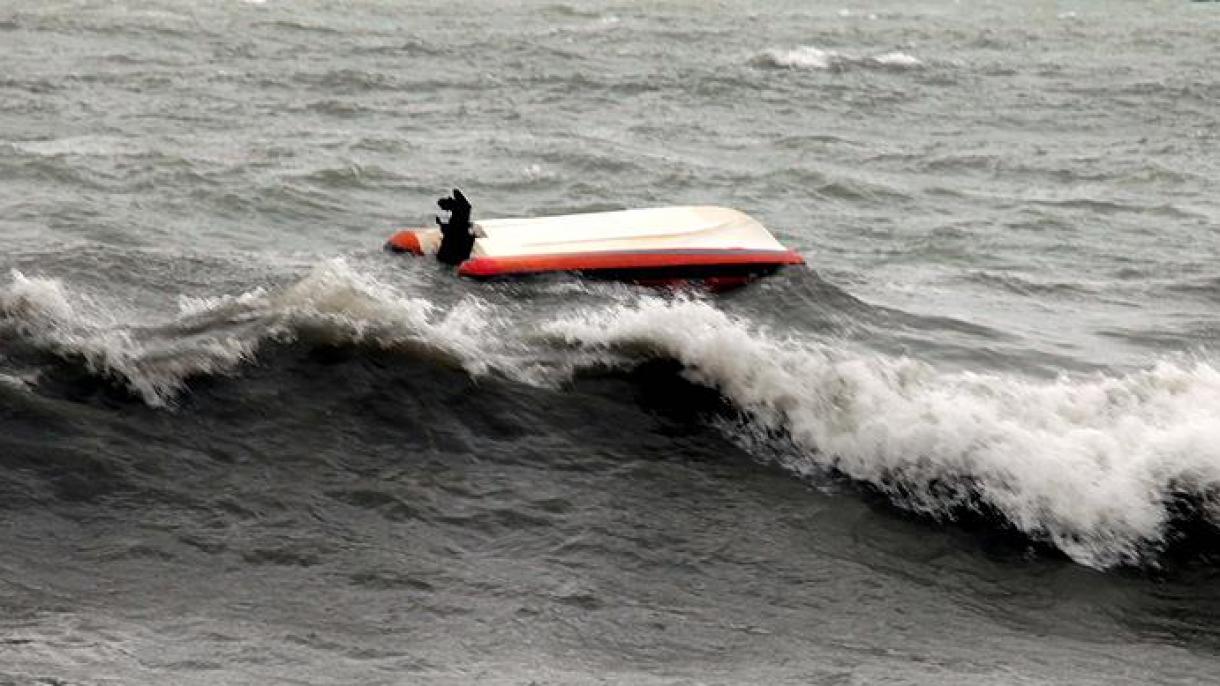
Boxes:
[457,249,804,278]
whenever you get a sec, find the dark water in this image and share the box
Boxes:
[3,1,1220,683]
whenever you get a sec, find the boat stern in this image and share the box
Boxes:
[384,228,442,256]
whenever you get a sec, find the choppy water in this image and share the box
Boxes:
[3,1,1220,683]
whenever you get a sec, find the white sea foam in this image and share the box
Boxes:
[9,136,139,158]
[751,45,923,71]
[522,163,557,182]
[0,261,498,406]
[0,373,30,392]
[837,9,879,20]
[542,297,1220,568]
[871,51,922,68]
[0,269,259,406]
[753,46,837,70]
[10,265,1218,567]
[0,270,79,325]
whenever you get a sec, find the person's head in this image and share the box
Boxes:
[437,189,470,215]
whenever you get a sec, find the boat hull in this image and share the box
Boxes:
[384,206,805,289]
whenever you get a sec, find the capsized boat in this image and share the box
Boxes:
[385,201,805,289]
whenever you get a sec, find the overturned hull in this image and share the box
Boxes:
[386,205,804,289]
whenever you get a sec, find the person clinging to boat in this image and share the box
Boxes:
[434,188,475,265]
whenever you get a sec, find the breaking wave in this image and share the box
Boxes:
[751,45,923,71]
[7,265,1220,569]
[543,297,1220,569]
[0,261,496,407]
[0,372,30,391]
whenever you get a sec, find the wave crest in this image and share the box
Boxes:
[0,261,494,407]
[751,45,923,71]
[542,297,1220,568]
[9,267,1220,568]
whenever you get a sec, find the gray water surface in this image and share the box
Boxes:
[3,1,1220,684]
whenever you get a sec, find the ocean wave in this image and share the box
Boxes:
[542,297,1220,568]
[751,45,923,72]
[1165,276,1220,301]
[1029,196,1204,220]
[541,3,606,19]
[0,372,31,392]
[10,264,1220,568]
[290,163,406,189]
[0,261,495,407]
[252,19,343,35]
[7,135,144,158]
[291,69,400,93]
[962,270,1097,298]
[0,76,62,94]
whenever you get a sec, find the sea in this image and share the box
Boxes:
[2,0,1220,683]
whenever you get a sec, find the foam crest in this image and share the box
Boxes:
[753,46,836,70]
[544,297,1220,568]
[263,259,495,372]
[0,270,79,327]
[0,261,497,406]
[871,51,922,68]
[1,269,260,406]
[9,135,139,158]
[0,373,31,392]
[751,45,923,71]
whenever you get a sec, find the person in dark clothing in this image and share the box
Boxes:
[435,188,476,265]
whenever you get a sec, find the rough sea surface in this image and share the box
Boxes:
[3,0,1220,683]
